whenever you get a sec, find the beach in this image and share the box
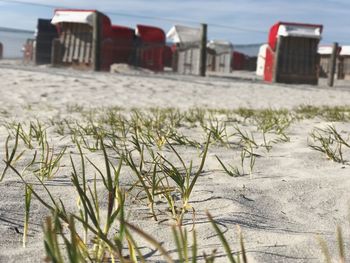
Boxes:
[1,59,350,262]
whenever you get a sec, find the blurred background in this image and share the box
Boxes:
[1,0,350,58]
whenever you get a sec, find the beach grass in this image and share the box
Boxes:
[1,105,350,262]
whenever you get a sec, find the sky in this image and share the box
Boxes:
[0,0,349,45]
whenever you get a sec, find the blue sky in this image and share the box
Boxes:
[0,0,349,45]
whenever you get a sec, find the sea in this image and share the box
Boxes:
[0,28,34,58]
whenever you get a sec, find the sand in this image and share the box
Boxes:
[0,59,350,262]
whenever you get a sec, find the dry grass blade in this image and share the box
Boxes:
[64,216,87,262]
[192,229,197,263]
[237,225,248,263]
[23,184,32,248]
[337,226,345,263]
[206,211,237,263]
[122,220,175,263]
[317,235,332,263]
[43,216,64,263]
[172,225,185,262]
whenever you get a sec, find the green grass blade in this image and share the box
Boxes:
[187,132,211,197]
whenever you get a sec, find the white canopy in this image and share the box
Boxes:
[166,25,201,43]
[277,24,322,39]
[318,45,350,56]
[51,10,95,26]
[207,40,233,54]
[340,46,350,56]
[318,46,333,55]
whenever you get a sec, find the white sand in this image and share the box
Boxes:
[0,59,350,262]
